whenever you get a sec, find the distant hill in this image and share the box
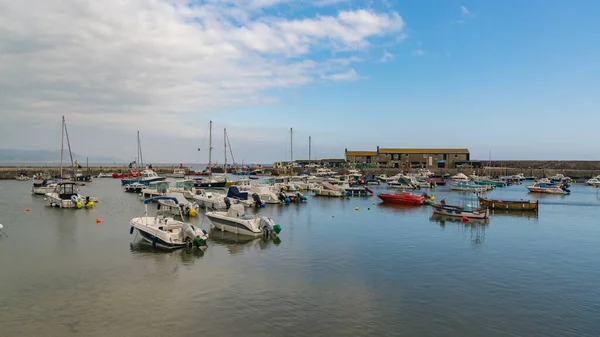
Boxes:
[0,149,123,164]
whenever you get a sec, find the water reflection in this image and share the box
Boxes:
[209,229,280,255]
[490,209,539,220]
[129,242,205,265]
[429,214,488,245]
[376,203,424,214]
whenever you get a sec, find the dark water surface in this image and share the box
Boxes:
[1,179,599,336]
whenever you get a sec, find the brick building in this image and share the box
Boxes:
[345,147,470,169]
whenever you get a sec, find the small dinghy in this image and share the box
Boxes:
[206,204,281,237]
[431,201,489,219]
[377,191,426,205]
[129,196,209,250]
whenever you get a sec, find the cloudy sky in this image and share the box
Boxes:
[1,0,599,164]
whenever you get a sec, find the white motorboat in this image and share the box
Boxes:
[206,204,281,237]
[549,174,570,182]
[172,167,186,178]
[158,192,199,217]
[388,176,419,189]
[538,178,552,184]
[32,179,59,195]
[15,171,29,181]
[449,173,469,182]
[45,182,98,208]
[192,189,228,209]
[585,177,600,187]
[97,172,113,178]
[169,180,199,199]
[313,182,345,197]
[527,182,569,194]
[314,168,335,177]
[449,181,487,192]
[243,185,281,204]
[124,182,145,193]
[129,196,209,250]
[347,169,362,180]
[141,181,171,197]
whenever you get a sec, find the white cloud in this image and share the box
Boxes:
[324,69,361,81]
[378,51,394,63]
[412,49,425,56]
[0,0,406,147]
[461,5,470,15]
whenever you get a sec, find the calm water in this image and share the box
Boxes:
[1,179,599,336]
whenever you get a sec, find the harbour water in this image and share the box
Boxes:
[1,179,599,336]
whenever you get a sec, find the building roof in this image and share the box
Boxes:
[320,158,346,163]
[378,148,469,154]
[345,151,378,156]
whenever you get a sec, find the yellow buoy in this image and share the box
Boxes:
[76,202,82,209]
[283,186,288,191]
[430,196,435,201]
[87,201,94,208]
[189,209,197,217]
[355,207,359,211]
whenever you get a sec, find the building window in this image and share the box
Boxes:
[455,154,458,158]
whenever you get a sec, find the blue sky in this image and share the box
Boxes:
[1,0,599,163]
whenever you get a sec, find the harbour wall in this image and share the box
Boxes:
[0,166,190,180]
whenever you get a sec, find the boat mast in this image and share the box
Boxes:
[309,136,311,163]
[138,131,144,169]
[136,131,140,171]
[208,120,212,177]
[290,127,293,163]
[224,128,227,175]
[63,118,76,179]
[60,116,65,179]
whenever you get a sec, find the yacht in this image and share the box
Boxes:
[172,167,186,178]
[45,182,98,208]
[585,176,600,187]
[158,192,199,217]
[32,179,59,195]
[314,168,335,177]
[129,196,209,250]
[527,182,569,194]
[121,168,165,186]
[192,189,228,209]
[141,181,170,197]
[206,204,281,237]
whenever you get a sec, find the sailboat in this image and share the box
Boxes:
[194,121,227,188]
[45,116,98,208]
[121,131,165,186]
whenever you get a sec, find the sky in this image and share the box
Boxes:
[1,0,599,164]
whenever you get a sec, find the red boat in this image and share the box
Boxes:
[377,191,426,205]
[426,175,446,185]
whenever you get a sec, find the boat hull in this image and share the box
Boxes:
[478,197,538,211]
[527,186,566,194]
[377,193,425,205]
[206,215,262,237]
[121,177,165,186]
[431,204,489,219]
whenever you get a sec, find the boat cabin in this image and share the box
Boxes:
[147,181,170,192]
[57,182,78,200]
[142,169,159,179]
[175,180,195,191]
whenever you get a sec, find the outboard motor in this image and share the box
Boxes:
[259,217,282,237]
[252,193,263,208]
[279,191,287,201]
[224,197,231,209]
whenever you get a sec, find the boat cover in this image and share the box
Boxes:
[322,182,341,191]
[227,186,249,200]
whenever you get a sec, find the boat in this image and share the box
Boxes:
[314,168,335,177]
[527,182,569,194]
[124,182,145,193]
[473,179,506,187]
[426,175,446,185]
[73,159,93,182]
[585,176,600,187]
[449,181,487,192]
[431,202,490,219]
[172,165,186,178]
[141,181,171,197]
[158,192,199,217]
[478,197,538,211]
[193,177,227,188]
[97,172,113,178]
[206,204,281,237]
[388,177,419,189]
[192,189,228,209]
[377,191,426,205]
[449,173,469,182]
[129,196,209,250]
[249,169,272,177]
[45,182,98,208]
[226,186,265,207]
[313,182,345,197]
[168,180,198,199]
[549,173,571,182]
[15,170,29,181]
[429,214,490,226]
[32,179,59,195]
[244,186,282,204]
[122,168,165,186]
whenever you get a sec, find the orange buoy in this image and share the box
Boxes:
[25,208,30,212]
[96,218,102,223]
[461,216,469,222]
